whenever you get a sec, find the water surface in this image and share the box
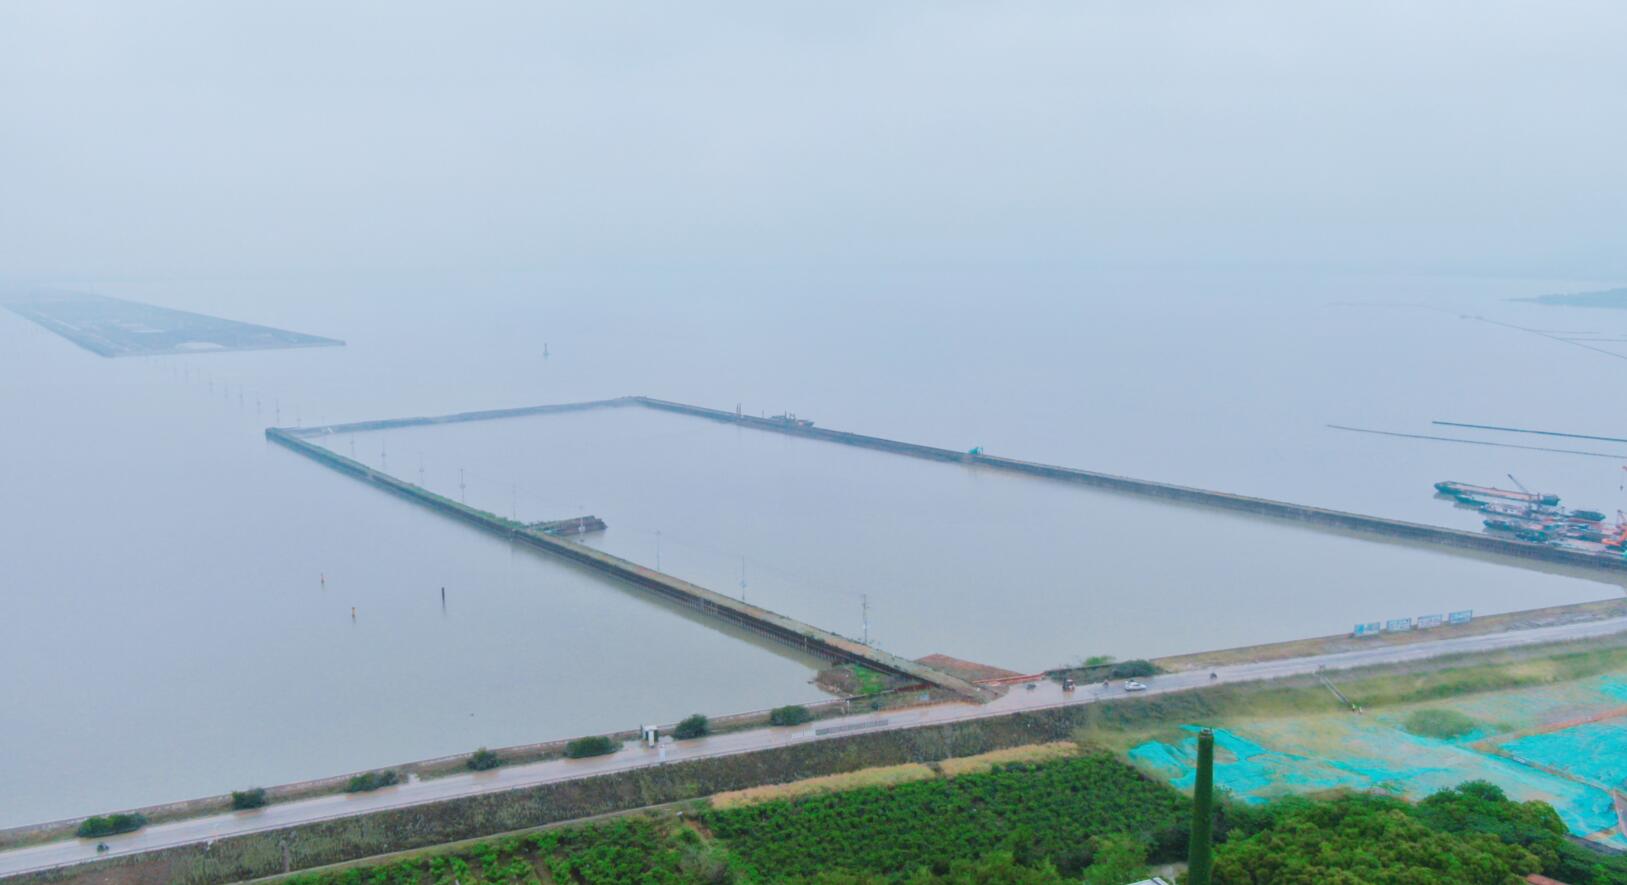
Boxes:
[4,268,1624,826]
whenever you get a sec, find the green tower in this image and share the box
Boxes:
[1187,727,1215,885]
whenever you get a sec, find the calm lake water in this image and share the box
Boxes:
[3,268,1624,826]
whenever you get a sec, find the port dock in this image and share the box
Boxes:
[264,422,990,702]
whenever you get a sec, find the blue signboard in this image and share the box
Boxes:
[1416,614,1444,629]
[1448,609,1473,625]
[1385,617,1414,632]
[1353,621,1383,637]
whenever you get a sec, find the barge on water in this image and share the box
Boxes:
[1435,479,1627,557]
[1435,481,1560,507]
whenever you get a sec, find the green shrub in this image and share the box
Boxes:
[1403,708,1479,739]
[1212,793,1543,883]
[769,704,813,726]
[466,748,502,771]
[230,788,267,810]
[1081,834,1148,885]
[673,713,711,740]
[345,770,401,792]
[565,736,616,759]
[1109,660,1158,679]
[76,813,147,838]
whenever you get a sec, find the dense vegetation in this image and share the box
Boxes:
[1108,660,1158,679]
[75,813,147,838]
[675,714,711,740]
[345,770,400,792]
[1214,781,1627,885]
[467,748,502,771]
[565,736,617,759]
[231,787,268,810]
[703,755,1188,879]
[283,819,702,885]
[850,665,888,696]
[769,705,813,726]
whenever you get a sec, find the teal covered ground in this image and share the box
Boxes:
[1130,700,1627,849]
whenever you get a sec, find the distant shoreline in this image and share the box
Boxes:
[1514,287,1627,309]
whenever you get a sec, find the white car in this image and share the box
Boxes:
[1122,680,1147,692]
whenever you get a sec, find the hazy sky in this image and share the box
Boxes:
[2,2,1623,280]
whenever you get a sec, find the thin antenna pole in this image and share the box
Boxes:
[739,556,748,602]
[862,594,870,646]
[459,468,466,503]
[1188,728,1216,885]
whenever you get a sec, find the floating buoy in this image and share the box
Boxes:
[351,606,356,620]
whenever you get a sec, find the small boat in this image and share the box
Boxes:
[1484,517,1557,534]
[1435,481,1560,506]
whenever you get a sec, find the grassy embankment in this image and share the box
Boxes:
[1072,633,1627,751]
[15,709,1116,885]
[24,634,1627,884]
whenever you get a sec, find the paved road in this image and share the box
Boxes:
[5,616,1624,879]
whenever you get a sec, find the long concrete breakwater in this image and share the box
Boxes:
[629,397,1627,576]
[263,423,989,702]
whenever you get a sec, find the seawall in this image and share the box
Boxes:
[631,397,1627,576]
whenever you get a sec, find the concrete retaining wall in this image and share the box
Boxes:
[632,397,1627,576]
[264,428,986,700]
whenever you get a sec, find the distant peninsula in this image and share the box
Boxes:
[1514,287,1627,309]
[1,289,344,357]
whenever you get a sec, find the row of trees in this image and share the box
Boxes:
[211,706,799,819]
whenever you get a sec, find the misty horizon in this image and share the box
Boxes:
[3,2,1625,283]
